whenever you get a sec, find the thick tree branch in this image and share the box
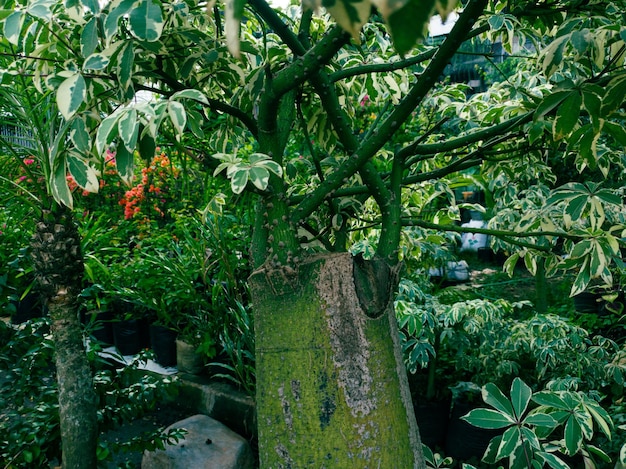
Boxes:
[401,111,533,163]
[291,0,490,224]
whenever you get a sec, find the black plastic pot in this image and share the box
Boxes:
[445,401,502,461]
[149,323,177,367]
[83,310,115,346]
[415,397,451,450]
[573,291,602,314]
[10,292,45,325]
[113,319,145,356]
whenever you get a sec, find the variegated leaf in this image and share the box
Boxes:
[323,0,371,41]
[115,144,135,186]
[83,53,110,71]
[96,112,121,155]
[230,168,249,194]
[171,89,210,105]
[482,382,515,419]
[167,100,187,135]
[4,11,24,46]
[117,42,135,90]
[118,109,139,151]
[552,91,581,140]
[28,0,54,21]
[56,73,86,120]
[248,166,270,191]
[51,158,73,209]
[104,0,135,43]
[81,17,99,57]
[372,0,436,56]
[67,152,100,193]
[510,377,532,419]
[129,0,164,42]
[462,408,515,429]
[69,118,91,153]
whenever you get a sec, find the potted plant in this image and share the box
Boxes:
[462,377,614,468]
[79,283,115,346]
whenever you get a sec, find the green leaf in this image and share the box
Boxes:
[67,152,99,193]
[601,75,626,117]
[167,100,187,135]
[537,451,569,469]
[603,121,626,147]
[535,91,570,120]
[230,168,249,194]
[510,378,532,419]
[462,408,515,429]
[56,73,86,120]
[323,0,371,41]
[81,17,99,58]
[115,144,135,185]
[552,91,581,140]
[28,0,53,21]
[248,166,270,191]
[482,382,515,419]
[138,127,156,161]
[224,0,248,57]
[524,413,557,428]
[129,0,163,42]
[83,53,110,71]
[495,426,522,461]
[532,391,567,409]
[382,0,436,56]
[51,157,73,209]
[104,0,135,42]
[118,109,139,151]
[564,415,582,455]
[4,10,24,45]
[69,118,91,153]
[96,112,121,155]
[117,42,135,90]
[170,89,209,105]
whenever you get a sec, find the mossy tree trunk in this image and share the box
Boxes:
[31,204,98,469]
[250,253,423,468]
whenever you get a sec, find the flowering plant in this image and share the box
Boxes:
[119,150,180,225]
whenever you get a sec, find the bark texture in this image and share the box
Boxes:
[31,206,98,469]
[251,252,422,468]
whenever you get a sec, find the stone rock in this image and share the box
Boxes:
[141,414,255,469]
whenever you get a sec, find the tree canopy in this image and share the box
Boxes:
[1,0,625,296]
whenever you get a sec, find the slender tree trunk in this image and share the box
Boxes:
[250,252,423,468]
[31,205,98,469]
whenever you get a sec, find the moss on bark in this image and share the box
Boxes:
[251,253,423,468]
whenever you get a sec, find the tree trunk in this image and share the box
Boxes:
[250,253,423,468]
[31,206,98,469]
[49,290,99,469]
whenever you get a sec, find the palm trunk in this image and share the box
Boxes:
[250,252,423,468]
[31,204,98,469]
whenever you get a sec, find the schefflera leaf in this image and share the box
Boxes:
[321,0,371,42]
